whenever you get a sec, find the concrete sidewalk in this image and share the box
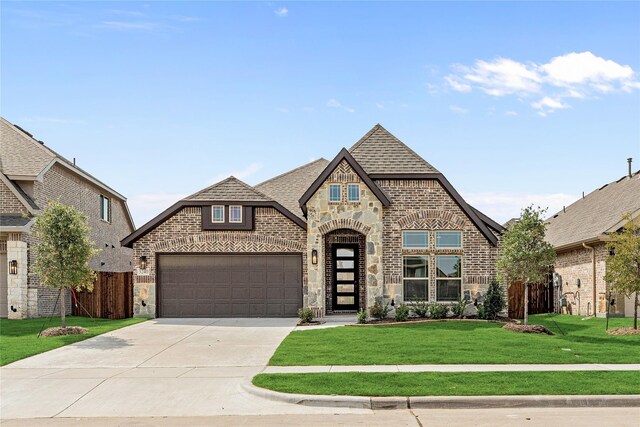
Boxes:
[262,363,640,373]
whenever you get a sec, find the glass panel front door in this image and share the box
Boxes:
[333,244,358,310]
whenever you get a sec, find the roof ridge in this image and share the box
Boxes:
[349,123,383,152]
[255,158,329,188]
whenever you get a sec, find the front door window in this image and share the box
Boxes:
[333,245,358,310]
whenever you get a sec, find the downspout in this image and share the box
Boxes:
[583,243,597,316]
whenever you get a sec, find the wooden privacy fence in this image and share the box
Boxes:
[508,281,554,319]
[72,271,133,319]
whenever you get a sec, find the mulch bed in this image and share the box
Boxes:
[40,326,88,337]
[607,327,640,336]
[297,321,326,327]
[502,322,554,335]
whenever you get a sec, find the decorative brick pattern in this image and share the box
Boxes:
[318,218,371,235]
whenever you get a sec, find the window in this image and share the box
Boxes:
[229,205,242,223]
[100,195,110,222]
[436,231,462,249]
[329,184,341,202]
[403,256,428,301]
[347,184,360,202]
[436,255,462,301]
[402,231,429,249]
[212,205,224,223]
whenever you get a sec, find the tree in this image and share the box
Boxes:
[604,214,640,330]
[483,280,507,321]
[32,201,98,328]
[497,206,556,325]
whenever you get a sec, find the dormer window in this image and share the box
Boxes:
[229,206,242,223]
[212,205,224,223]
[329,184,341,202]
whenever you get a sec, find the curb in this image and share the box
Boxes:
[242,381,640,409]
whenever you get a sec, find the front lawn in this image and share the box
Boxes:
[253,371,640,396]
[0,316,146,366]
[269,314,640,365]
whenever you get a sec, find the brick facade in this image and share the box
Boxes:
[131,206,306,317]
[0,180,29,214]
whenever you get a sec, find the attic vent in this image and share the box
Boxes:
[13,125,33,138]
[598,183,608,190]
[616,176,626,183]
[553,214,559,218]
[37,140,45,145]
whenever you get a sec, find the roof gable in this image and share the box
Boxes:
[349,124,439,174]
[298,148,391,213]
[0,118,55,178]
[185,176,273,202]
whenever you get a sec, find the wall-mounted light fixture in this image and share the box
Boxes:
[311,250,318,265]
[139,256,148,270]
[9,260,18,275]
[576,278,581,288]
[141,300,147,307]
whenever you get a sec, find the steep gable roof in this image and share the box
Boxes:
[0,117,55,177]
[298,148,391,213]
[185,176,272,202]
[349,124,439,175]
[545,171,640,250]
[256,158,330,220]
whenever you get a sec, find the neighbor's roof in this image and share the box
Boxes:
[545,171,640,250]
[185,176,273,202]
[255,158,330,220]
[349,124,439,175]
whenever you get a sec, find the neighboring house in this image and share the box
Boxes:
[0,118,135,319]
[545,166,639,318]
[122,124,504,318]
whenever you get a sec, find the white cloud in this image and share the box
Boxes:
[505,111,518,116]
[445,51,639,115]
[449,105,468,114]
[376,103,385,109]
[463,191,578,224]
[211,162,262,184]
[98,21,161,31]
[128,193,188,226]
[326,98,355,113]
[274,7,288,17]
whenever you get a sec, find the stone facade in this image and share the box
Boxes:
[131,206,306,317]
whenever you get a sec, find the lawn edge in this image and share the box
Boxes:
[243,379,640,409]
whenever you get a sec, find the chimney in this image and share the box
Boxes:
[628,158,633,178]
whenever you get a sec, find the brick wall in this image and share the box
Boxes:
[132,206,306,317]
[0,180,29,214]
[375,179,499,303]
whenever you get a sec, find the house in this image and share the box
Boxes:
[0,118,135,319]
[122,124,504,318]
[545,163,639,318]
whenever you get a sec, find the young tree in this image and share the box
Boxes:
[32,201,98,328]
[604,214,640,330]
[497,206,556,325]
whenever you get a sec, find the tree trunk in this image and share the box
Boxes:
[60,288,66,329]
[523,283,529,326]
[634,291,638,330]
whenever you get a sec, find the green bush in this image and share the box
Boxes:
[428,303,449,319]
[483,280,507,320]
[298,308,314,323]
[356,308,368,324]
[370,301,390,320]
[411,299,429,318]
[477,304,487,320]
[452,297,468,318]
[395,304,410,322]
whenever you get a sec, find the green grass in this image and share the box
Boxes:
[269,314,640,365]
[0,316,146,366]
[253,371,640,396]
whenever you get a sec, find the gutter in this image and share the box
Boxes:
[582,243,597,316]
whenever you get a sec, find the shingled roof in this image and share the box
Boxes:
[255,158,330,219]
[0,117,55,177]
[349,124,439,175]
[185,176,273,202]
[545,171,640,250]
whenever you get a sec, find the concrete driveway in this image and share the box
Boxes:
[1,318,367,420]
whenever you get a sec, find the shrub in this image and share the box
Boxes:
[395,304,410,322]
[428,303,449,319]
[370,301,390,320]
[477,304,487,320]
[411,299,429,318]
[483,280,507,320]
[298,308,314,323]
[452,297,468,318]
[356,308,368,324]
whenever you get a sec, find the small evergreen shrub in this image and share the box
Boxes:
[370,301,390,320]
[428,303,449,319]
[298,308,314,323]
[356,308,368,324]
[411,299,429,318]
[395,304,410,322]
[483,280,507,320]
[452,297,468,318]
[477,304,487,320]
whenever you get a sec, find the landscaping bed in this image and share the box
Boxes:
[253,371,640,397]
[269,314,640,366]
[0,316,146,366]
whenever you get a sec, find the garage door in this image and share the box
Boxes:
[157,254,302,317]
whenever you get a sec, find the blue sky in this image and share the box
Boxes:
[2,1,639,226]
